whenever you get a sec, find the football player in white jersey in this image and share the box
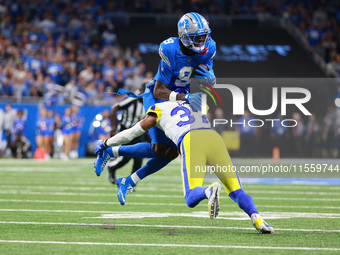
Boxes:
[94,101,274,234]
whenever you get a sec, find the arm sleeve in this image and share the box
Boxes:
[106,122,146,146]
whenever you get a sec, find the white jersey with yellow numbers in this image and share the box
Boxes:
[146,101,211,148]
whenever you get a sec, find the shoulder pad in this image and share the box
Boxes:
[206,39,216,59]
[158,37,177,68]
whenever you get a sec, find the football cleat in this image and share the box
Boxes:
[251,213,274,234]
[116,177,134,205]
[94,149,112,177]
[207,182,221,219]
[94,140,107,155]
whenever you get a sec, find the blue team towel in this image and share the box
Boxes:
[117,88,151,98]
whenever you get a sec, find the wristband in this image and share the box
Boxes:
[169,91,178,102]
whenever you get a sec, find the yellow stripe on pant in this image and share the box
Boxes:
[180,129,241,196]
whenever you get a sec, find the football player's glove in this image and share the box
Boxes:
[184,92,203,112]
[193,65,216,85]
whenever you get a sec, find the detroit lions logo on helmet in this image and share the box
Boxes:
[178,19,189,29]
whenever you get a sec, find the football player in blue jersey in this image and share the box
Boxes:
[95,12,217,204]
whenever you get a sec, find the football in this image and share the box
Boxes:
[191,64,209,77]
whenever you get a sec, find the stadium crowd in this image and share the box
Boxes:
[0,0,152,105]
[0,0,339,104]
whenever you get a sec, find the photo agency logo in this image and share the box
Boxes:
[200,83,312,128]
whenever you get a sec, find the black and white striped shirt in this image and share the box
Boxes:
[115,97,145,132]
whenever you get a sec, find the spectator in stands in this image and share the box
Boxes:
[12,63,27,100]
[79,65,94,83]
[327,54,340,76]
[0,76,15,99]
[306,22,323,48]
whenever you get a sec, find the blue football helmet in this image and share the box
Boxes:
[178,12,211,53]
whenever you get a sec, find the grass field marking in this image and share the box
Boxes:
[0,199,188,207]
[0,190,183,198]
[0,168,83,172]
[246,190,340,196]
[0,185,111,191]
[1,189,340,202]
[1,185,340,196]
[0,209,116,214]
[0,240,339,251]
[243,185,340,190]
[1,199,340,209]
[2,209,340,221]
[92,211,340,220]
[1,221,340,233]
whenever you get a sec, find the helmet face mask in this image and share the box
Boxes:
[183,31,211,52]
[178,13,211,53]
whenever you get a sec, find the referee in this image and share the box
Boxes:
[107,83,150,184]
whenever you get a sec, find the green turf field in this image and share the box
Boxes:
[0,158,339,254]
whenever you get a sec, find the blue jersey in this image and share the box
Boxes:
[144,37,216,146]
[152,37,216,92]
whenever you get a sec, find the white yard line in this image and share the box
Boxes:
[0,221,340,233]
[1,199,340,209]
[1,209,340,221]
[243,185,340,190]
[0,240,339,251]
[0,199,187,206]
[0,168,83,172]
[1,185,339,196]
[0,189,340,201]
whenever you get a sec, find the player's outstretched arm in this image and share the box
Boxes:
[154,80,186,101]
[105,114,157,147]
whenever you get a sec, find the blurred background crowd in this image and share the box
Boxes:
[0,0,340,159]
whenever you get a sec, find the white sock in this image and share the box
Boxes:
[131,172,141,185]
[204,187,210,199]
[112,146,120,157]
[251,213,261,223]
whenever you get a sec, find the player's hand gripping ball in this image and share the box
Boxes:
[192,64,216,85]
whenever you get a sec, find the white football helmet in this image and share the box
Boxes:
[178,12,211,53]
